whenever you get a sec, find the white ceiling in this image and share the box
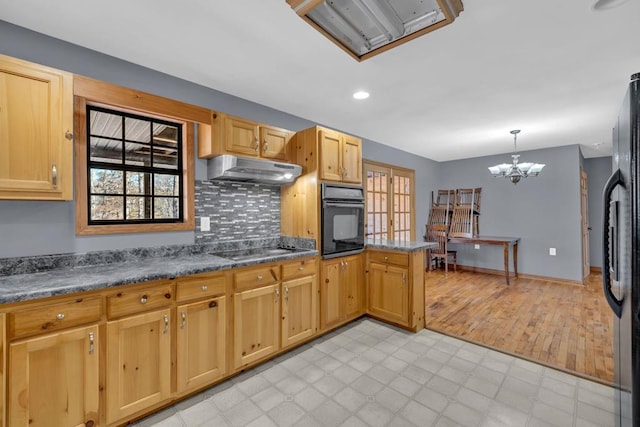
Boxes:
[2,0,639,161]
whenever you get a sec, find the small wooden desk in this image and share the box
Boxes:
[448,236,520,285]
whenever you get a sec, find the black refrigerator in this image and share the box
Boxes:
[603,72,639,426]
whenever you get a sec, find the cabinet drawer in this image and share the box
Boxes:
[282,258,317,280]
[8,296,102,340]
[368,250,409,267]
[107,282,174,319]
[176,273,226,302]
[234,265,279,290]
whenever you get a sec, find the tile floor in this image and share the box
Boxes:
[133,319,617,427]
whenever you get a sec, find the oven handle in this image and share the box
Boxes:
[323,202,364,209]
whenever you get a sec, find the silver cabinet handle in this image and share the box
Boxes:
[201,285,208,291]
[52,164,58,188]
[56,313,65,320]
[298,266,304,271]
[163,314,169,334]
[275,288,280,303]
[88,331,95,355]
[181,311,186,329]
[254,137,259,152]
[257,275,263,281]
[402,272,407,285]
[263,139,269,153]
[284,285,289,301]
[140,295,148,304]
[384,256,388,260]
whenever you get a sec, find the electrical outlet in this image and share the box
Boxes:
[549,247,556,256]
[474,244,480,249]
[200,216,210,232]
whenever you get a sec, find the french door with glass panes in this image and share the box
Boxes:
[364,161,415,242]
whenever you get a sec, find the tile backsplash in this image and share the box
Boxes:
[195,180,280,243]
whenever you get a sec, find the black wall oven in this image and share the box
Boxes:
[321,183,365,259]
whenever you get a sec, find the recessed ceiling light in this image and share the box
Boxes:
[353,91,370,100]
[591,0,631,11]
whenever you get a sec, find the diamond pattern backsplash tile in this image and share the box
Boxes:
[195,180,280,243]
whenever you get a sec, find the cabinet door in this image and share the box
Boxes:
[368,262,409,326]
[106,309,171,424]
[282,275,317,348]
[177,296,226,394]
[234,284,280,369]
[319,129,343,182]
[342,135,362,184]
[225,116,260,156]
[343,255,364,320]
[320,259,342,330]
[0,55,73,200]
[9,325,99,427]
[260,126,291,161]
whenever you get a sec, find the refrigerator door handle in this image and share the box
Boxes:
[602,169,624,318]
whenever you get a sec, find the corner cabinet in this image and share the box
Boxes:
[198,111,293,162]
[366,249,425,332]
[320,254,364,330]
[319,128,362,184]
[0,54,73,200]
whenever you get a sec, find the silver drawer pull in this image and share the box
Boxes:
[298,266,304,271]
[140,295,148,304]
[52,164,58,188]
[384,256,388,260]
[163,314,169,334]
[201,285,208,291]
[257,275,263,280]
[88,332,95,355]
[56,313,65,320]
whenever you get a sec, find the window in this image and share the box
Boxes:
[87,106,183,224]
[364,160,415,241]
[73,75,209,235]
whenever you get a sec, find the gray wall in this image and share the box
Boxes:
[584,156,612,268]
[362,142,441,241]
[439,145,584,282]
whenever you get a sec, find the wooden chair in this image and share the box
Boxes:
[426,225,457,275]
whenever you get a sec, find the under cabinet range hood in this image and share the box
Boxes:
[286,0,463,61]
[207,154,302,185]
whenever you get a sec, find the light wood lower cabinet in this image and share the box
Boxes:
[281,275,317,349]
[366,249,425,331]
[320,254,364,330]
[367,262,409,325]
[177,296,226,393]
[233,284,280,370]
[106,309,171,424]
[8,324,99,427]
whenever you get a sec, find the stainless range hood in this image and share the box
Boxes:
[207,154,302,185]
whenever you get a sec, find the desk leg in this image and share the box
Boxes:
[503,243,510,285]
[513,243,518,278]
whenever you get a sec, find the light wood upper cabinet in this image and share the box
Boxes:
[177,296,226,394]
[0,54,73,200]
[198,111,292,162]
[281,274,317,349]
[8,324,99,427]
[106,309,172,424]
[319,128,362,184]
[233,284,280,370]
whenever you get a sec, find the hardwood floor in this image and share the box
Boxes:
[424,269,614,383]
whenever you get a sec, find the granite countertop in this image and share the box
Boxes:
[366,239,437,252]
[0,247,317,305]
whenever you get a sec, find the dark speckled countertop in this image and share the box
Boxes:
[0,240,317,305]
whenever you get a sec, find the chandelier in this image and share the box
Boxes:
[488,130,545,184]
